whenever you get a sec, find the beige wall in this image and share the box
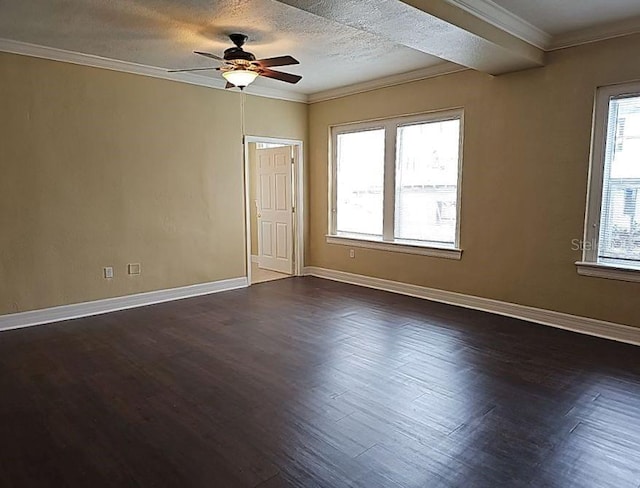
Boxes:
[309,34,640,328]
[4,34,640,327]
[0,52,306,315]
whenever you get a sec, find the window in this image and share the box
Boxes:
[329,110,463,259]
[578,82,640,281]
[335,129,385,237]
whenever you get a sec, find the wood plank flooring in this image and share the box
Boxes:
[1,276,639,487]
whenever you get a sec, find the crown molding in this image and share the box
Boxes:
[443,0,552,49]
[0,38,466,106]
[0,38,308,103]
[549,15,640,51]
[308,62,467,103]
[441,0,640,53]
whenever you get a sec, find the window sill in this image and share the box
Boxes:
[575,261,640,283]
[326,235,462,260]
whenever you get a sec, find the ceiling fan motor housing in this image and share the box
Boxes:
[223,47,256,62]
[223,33,256,62]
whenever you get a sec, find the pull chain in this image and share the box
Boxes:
[240,88,246,145]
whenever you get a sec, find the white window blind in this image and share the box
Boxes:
[335,129,385,237]
[394,119,460,246]
[598,95,640,268]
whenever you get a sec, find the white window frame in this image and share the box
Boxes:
[328,109,464,260]
[576,81,640,283]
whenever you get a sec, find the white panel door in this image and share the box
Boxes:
[257,146,293,274]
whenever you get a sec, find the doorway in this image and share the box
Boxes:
[244,137,304,285]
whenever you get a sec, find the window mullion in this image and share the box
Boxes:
[596,100,618,262]
[383,123,397,242]
[584,94,609,263]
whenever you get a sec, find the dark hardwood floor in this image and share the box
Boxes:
[1,277,639,487]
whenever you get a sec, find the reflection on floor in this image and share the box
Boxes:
[251,261,290,284]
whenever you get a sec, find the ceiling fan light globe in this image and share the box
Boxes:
[222,69,259,87]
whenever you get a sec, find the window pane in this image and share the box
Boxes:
[336,129,385,236]
[394,119,460,245]
[598,95,640,267]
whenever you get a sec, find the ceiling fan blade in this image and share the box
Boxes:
[168,67,218,73]
[194,51,224,62]
[225,82,235,89]
[254,55,299,68]
[259,68,302,84]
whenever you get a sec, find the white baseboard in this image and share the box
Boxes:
[303,266,640,346]
[0,277,248,332]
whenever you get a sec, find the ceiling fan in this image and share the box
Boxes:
[169,33,302,89]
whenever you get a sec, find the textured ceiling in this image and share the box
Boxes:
[2,0,639,96]
[0,0,444,94]
[491,0,640,35]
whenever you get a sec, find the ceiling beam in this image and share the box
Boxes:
[274,0,545,75]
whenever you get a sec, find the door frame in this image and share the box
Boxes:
[243,135,304,284]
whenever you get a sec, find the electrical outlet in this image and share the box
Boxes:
[128,263,141,275]
[103,267,114,279]
[349,249,355,258]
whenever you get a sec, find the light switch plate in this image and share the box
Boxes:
[104,267,114,279]
[128,263,141,275]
